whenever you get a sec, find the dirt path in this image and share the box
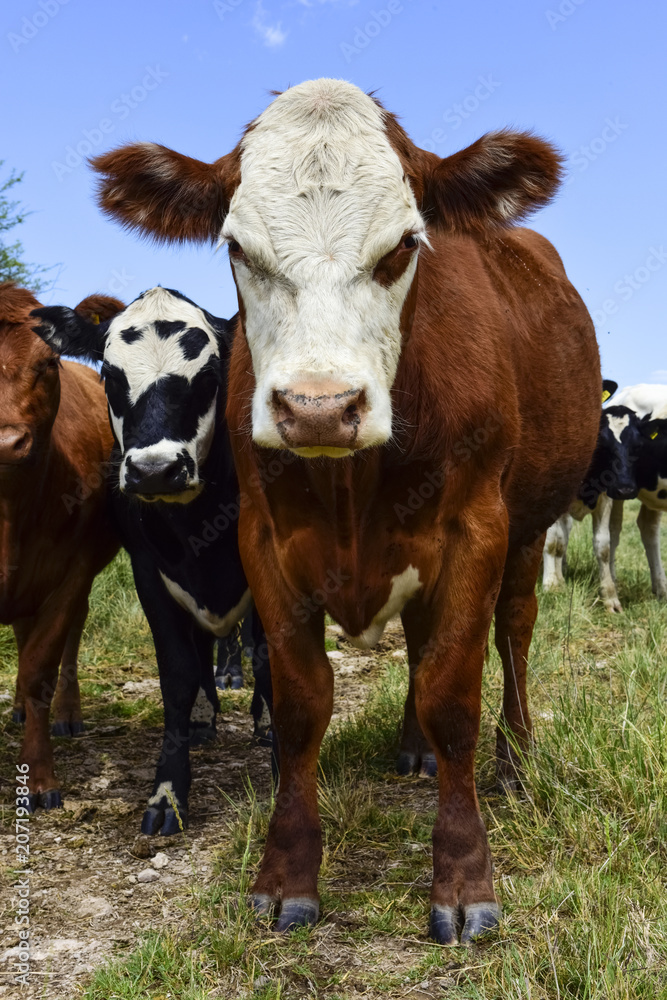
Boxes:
[0,624,408,999]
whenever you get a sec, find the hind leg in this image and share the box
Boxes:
[52,598,88,736]
[396,602,437,777]
[494,534,544,792]
[190,626,218,746]
[542,515,572,592]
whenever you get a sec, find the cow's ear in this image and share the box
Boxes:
[602,380,618,403]
[74,294,125,324]
[639,416,667,440]
[422,130,563,233]
[91,142,241,244]
[30,306,108,362]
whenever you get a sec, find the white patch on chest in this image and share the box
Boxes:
[346,565,422,650]
[159,572,252,637]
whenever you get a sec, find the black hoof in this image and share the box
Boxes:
[215,673,229,691]
[41,789,63,810]
[253,725,273,748]
[251,893,277,918]
[275,897,319,932]
[429,904,461,945]
[420,752,437,777]
[52,720,85,737]
[189,723,217,746]
[26,789,63,812]
[141,804,188,836]
[11,709,26,725]
[396,751,418,775]
[460,902,502,943]
[494,772,523,796]
[231,675,244,690]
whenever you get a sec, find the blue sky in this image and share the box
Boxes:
[2,0,666,385]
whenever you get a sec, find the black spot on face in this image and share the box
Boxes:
[154,319,186,339]
[179,327,210,361]
[658,490,667,500]
[121,326,143,345]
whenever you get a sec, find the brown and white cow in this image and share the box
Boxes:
[89,79,601,943]
[0,284,121,809]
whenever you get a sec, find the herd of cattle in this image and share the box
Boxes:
[2,79,666,945]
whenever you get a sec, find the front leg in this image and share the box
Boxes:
[249,601,332,931]
[416,503,508,945]
[51,597,89,736]
[14,584,90,810]
[592,494,622,612]
[637,504,666,599]
[131,556,202,836]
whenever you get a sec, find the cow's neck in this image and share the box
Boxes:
[0,441,56,582]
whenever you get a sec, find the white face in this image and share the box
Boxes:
[103,287,220,499]
[221,79,426,456]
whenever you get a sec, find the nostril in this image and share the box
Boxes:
[13,432,30,453]
[272,390,295,428]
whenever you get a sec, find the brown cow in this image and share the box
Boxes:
[1,283,121,809]
[87,79,601,942]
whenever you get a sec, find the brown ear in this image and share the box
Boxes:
[91,142,241,244]
[74,294,125,323]
[422,130,564,233]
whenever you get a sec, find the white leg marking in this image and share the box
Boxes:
[592,494,622,612]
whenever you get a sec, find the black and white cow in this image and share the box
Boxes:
[543,380,643,610]
[609,383,667,601]
[32,287,273,835]
[544,380,667,610]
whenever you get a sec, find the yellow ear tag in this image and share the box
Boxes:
[91,313,100,325]
[601,389,611,403]
[651,430,659,440]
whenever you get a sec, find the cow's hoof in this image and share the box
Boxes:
[11,709,26,725]
[460,902,502,944]
[26,789,63,812]
[251,893,278,918]
[429,904,461,945]
[189,723,216,746]
[396,751,437,776]
[52,720,85,737]
[141,805,188,836]
[231,675,244,690]
[420,752,437,777]
[396,751,418,775]
[275,897,319,932]
[215,674,229,691]
[253,725,273,748]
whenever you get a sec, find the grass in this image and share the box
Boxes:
[2,503,667,997]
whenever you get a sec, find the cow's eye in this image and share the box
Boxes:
[228,240,247,261]
[401,234,418,251]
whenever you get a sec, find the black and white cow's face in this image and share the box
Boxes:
[637,416,667,511]
[32,287,228,503]
[581,405,642,506]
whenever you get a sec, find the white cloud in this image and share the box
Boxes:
[252,2,288,46]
